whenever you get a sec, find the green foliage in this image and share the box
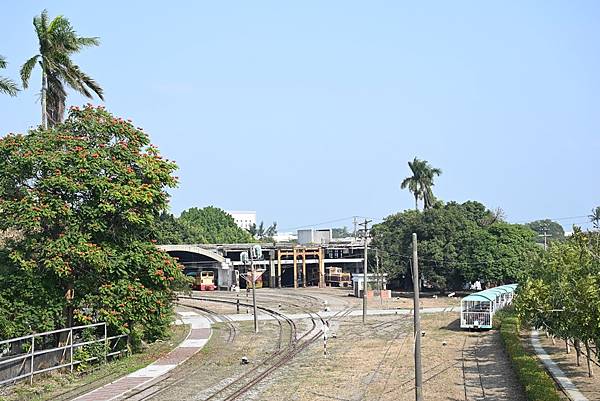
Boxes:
[0,105,184,341]
[248,221,277,241]
[515,228,600,367]
[21,10,103,126]
[371,201,539,291]
[400,157,442,210]
[497,310,561,401]
[73,327,107,371]
[179,207,255,244]
[525,219,565,243]
[154,212,188,244]
[154,207,255,244]
[0,55,19,97]
[332,226,352,239]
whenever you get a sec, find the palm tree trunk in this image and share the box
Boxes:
[41,68,47,129]
[414,194,418,211]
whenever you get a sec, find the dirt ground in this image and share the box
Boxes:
[187,287,461,314]
[254,312,523,401]
[533,333,600,400]
[139,318,285,401]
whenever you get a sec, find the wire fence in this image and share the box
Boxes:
[0,322,128,386]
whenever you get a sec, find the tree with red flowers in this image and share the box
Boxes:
[0,105,186,341]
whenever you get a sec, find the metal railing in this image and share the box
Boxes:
[0,322,128,386]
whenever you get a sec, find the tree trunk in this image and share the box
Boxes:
[41,69,47,129]
[565,338,570,354]
[575,339,581,366]
[585,341,594,377]
[551,335,556,345]
[414,194,419,211]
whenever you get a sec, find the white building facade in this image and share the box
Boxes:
[227,211,257,230]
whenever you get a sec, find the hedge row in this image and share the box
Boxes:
[497,311,561,401]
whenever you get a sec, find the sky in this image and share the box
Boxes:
[1,1,599,232]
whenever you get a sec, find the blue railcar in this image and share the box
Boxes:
[460,284,517,329]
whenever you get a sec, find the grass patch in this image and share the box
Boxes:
[497,310,561,401]
[0,324,189,401]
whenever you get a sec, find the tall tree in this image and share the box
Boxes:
[400,157,442,210]
[590,206,600,230]
[178,207,255,244]
[20,10,103,129]
[0,55,19,96]
[0,105,184,340]
[525,219,565,244]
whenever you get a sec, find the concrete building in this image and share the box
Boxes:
[297,229,332,245]
[226,211,256,230]
[272,232,297,242]
[159,241,366,290]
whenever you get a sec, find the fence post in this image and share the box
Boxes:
[104,323,108,364]
[69,328,74,373]
[29,336,35,384]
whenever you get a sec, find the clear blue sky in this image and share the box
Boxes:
[1,1,599,231]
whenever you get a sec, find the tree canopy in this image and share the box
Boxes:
[0,55,19,97]
[21,10,103,128]
[515,228,600,376]
[400,157,442,210]
[155,207,255,244]
[0,105,185,340]
[371,201,539,291]
[525,219,565,243]
[249,221,277,241]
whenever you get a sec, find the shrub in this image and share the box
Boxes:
[498,310,561,401]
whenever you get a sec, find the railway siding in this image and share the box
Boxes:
[72,310,212,401]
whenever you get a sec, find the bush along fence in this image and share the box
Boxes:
[497,310,561,401]
[0,322,128,386]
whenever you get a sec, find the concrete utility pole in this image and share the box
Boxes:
[412,233,423,401]
[539,227,552,251]
[250,250,258,333]
[360,219,372,324]
[376,248,383,306]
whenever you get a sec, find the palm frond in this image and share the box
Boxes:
[77,36,100,48]
[0,55,6,69]
[64,64,104,100]
[0,77,19,96]
[20,55,40,88]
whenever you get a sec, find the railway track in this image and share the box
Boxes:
[117,298,298,401]
[147,296,350,401]
[461,332,486,401]
[184,304,238,344]
[196,301,352,401]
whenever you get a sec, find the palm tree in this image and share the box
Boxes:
[590,206,600,230]
[20,10,103,129]
[0,55,19,96]
[400,157,442,210]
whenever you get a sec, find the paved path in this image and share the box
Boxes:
[72,311,211,401]
[531,330,589,401]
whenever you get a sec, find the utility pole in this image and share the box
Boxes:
[376,248,382,306]
[353,217,358,242]
[359,219,372,324]
[412,233,423,401]
[250,249,258,333]
[539,226,552,251]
